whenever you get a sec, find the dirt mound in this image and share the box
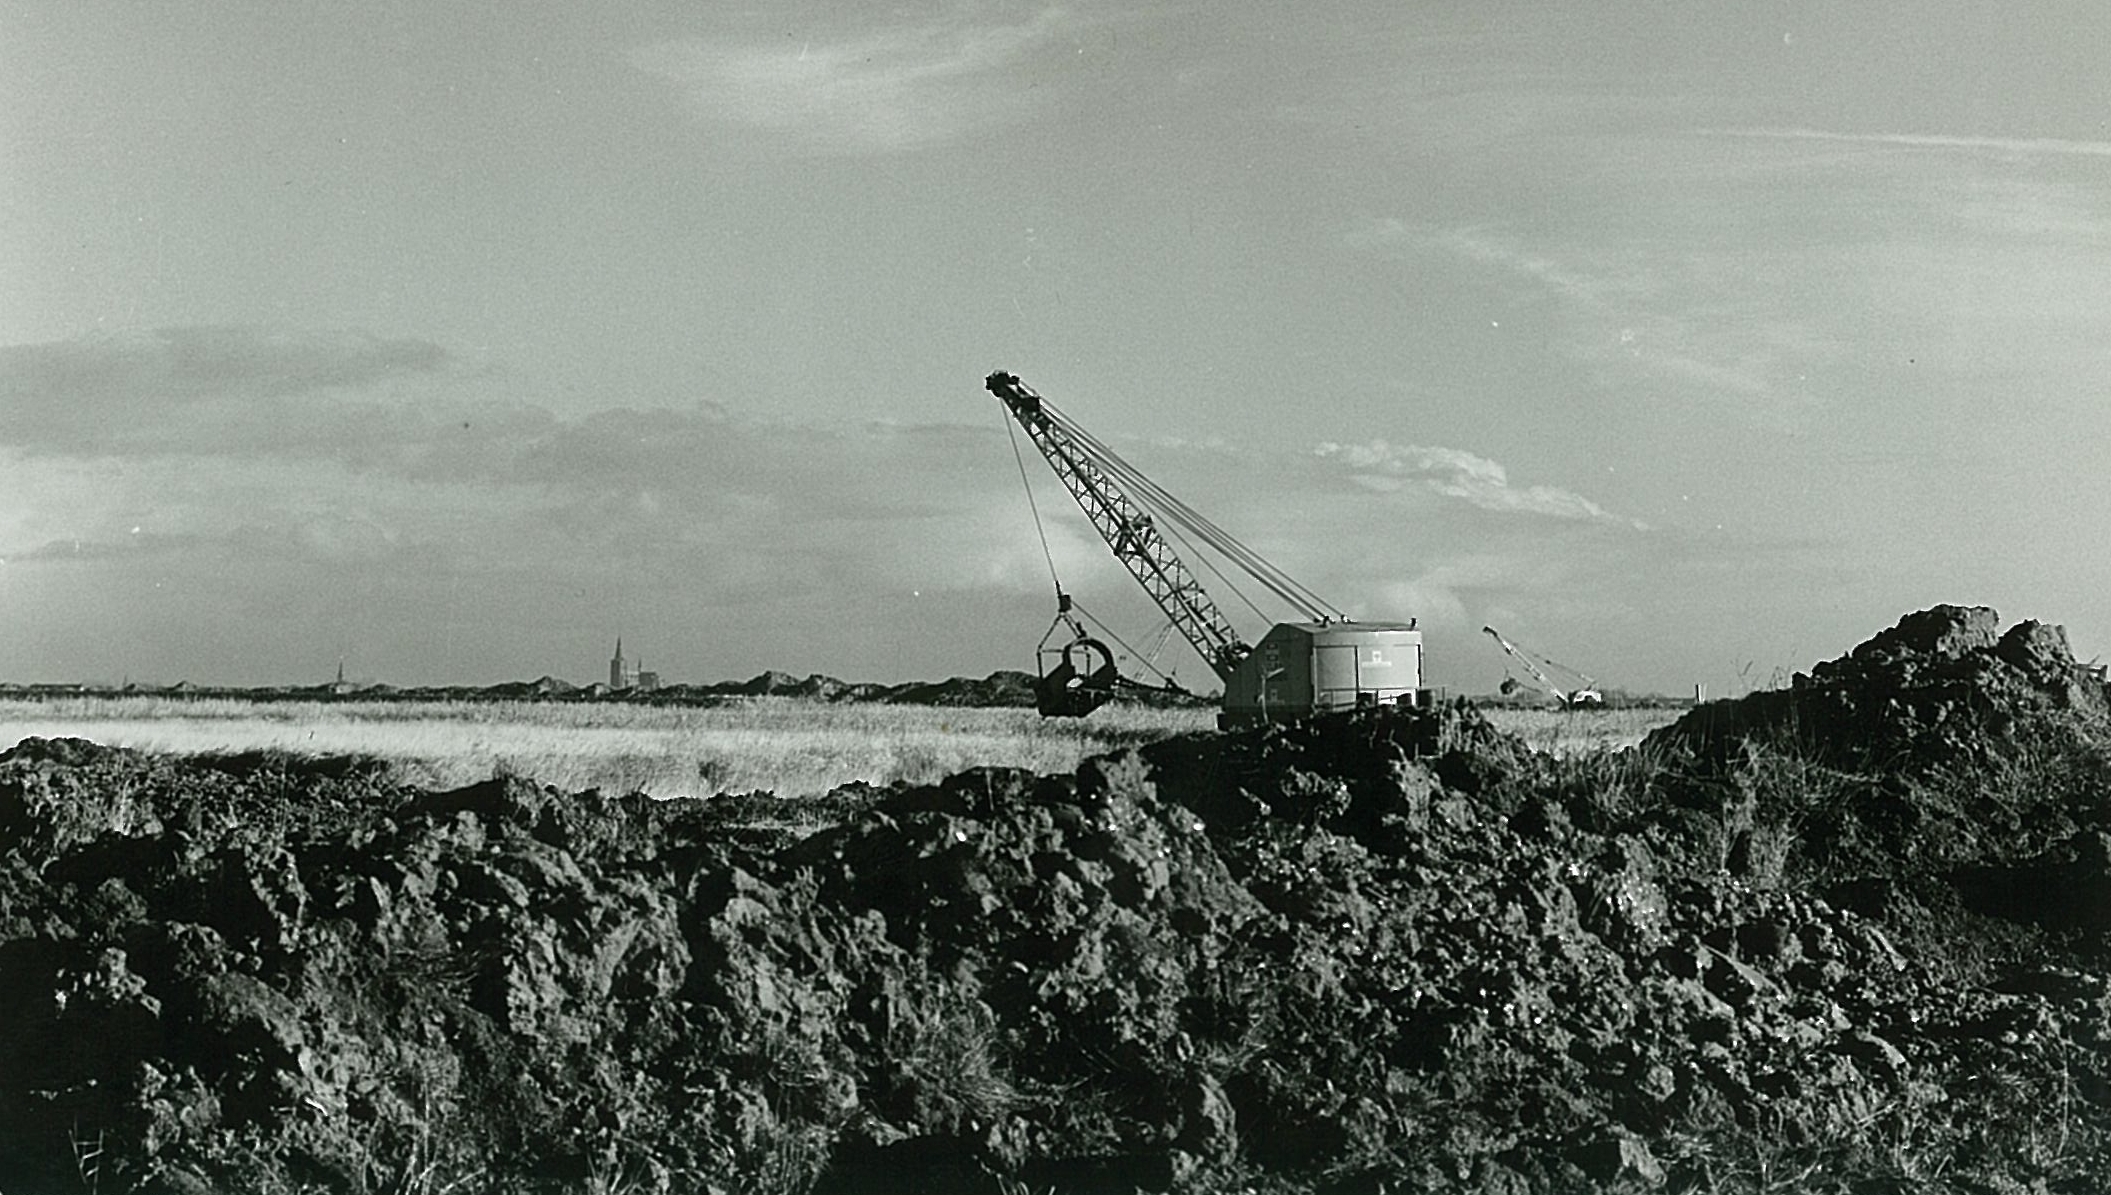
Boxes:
[1639,607,2111,907]
[0,629,2108,1193]
[1650,604,2109,771]
[879,671,1039,707]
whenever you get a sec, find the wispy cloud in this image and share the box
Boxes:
[1357,219,1834,412]
[0,326,449,404]
[0,326,1067,606]
[1944,177,2111,244]
[0,327,464,459]
[4,529,204,565]
[1359,220,1632,308]
[1313,440,1642,528]
[632,8,1073,154]
[1714,127,2111,159]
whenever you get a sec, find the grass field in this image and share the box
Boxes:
[1486,705,1684,757]
[0,696,1679,799]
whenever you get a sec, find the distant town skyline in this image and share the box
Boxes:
[5,3,2109,694]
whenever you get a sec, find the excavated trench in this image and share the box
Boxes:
[1,605,2107,1193]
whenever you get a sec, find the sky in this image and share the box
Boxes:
[4,1,2109,695]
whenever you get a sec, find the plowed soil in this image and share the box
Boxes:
[2,605,2107,1193]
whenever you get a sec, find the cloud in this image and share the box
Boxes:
[1713,127,2111,159]
[1359,220,1631,308]
[0,325,1719,689]
[0,326,460,458]
[1358,219,1839,413]
[0,327,1073,612]
[1361,551,1591,633]
[1313,440,1641,527]
[1944,177,2111,245]
[4,529,206,565]
[1664,139,2111,379]
[0,326,449,404]
[632,8,1072,154]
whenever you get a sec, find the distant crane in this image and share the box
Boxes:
[1482,625,1605,708]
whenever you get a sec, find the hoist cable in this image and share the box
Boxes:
[1003,414,1063,598]
[1141,621,1177,669]
[1072,598,1180,687]
[1532,650,1596,688]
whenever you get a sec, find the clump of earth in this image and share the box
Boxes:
[1,605,2106,1193]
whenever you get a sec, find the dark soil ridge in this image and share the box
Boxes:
[1,606,2107,1193]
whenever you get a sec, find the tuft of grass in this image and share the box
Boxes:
[1720,739,1848,886]
[883,973,1020,1131]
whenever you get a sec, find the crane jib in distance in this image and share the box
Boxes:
[989,370,1431,726]
[1481,625,1605,708]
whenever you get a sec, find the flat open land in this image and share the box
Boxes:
[3,613,2106,1193]
[0,696,1674,799]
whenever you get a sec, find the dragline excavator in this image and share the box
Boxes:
[989,371,1428,727]
[1482,625,1605,708]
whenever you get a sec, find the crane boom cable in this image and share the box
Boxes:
[1093,475,1277,623]
[1040,404,1338,619]
[1042,405,1339,618]
[1107,468,1323,623]
[1009,404,1248,674]
[1045,410,1276,624]
[1531,650,1597,688]
[1042,404,1342,621]
[1152,514,1274,626]
[1140,621,1178,669]
[1069,597,1181,687]
[1131,479,1343,620]
[1002,411,1064,597]
[1155,491,1340,619]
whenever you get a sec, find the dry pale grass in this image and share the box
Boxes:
[0,696,1216,799]
[0,696,1675,800]
[1482,705,1683,757]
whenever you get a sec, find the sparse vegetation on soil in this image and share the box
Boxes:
[1,607,2104,1193]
